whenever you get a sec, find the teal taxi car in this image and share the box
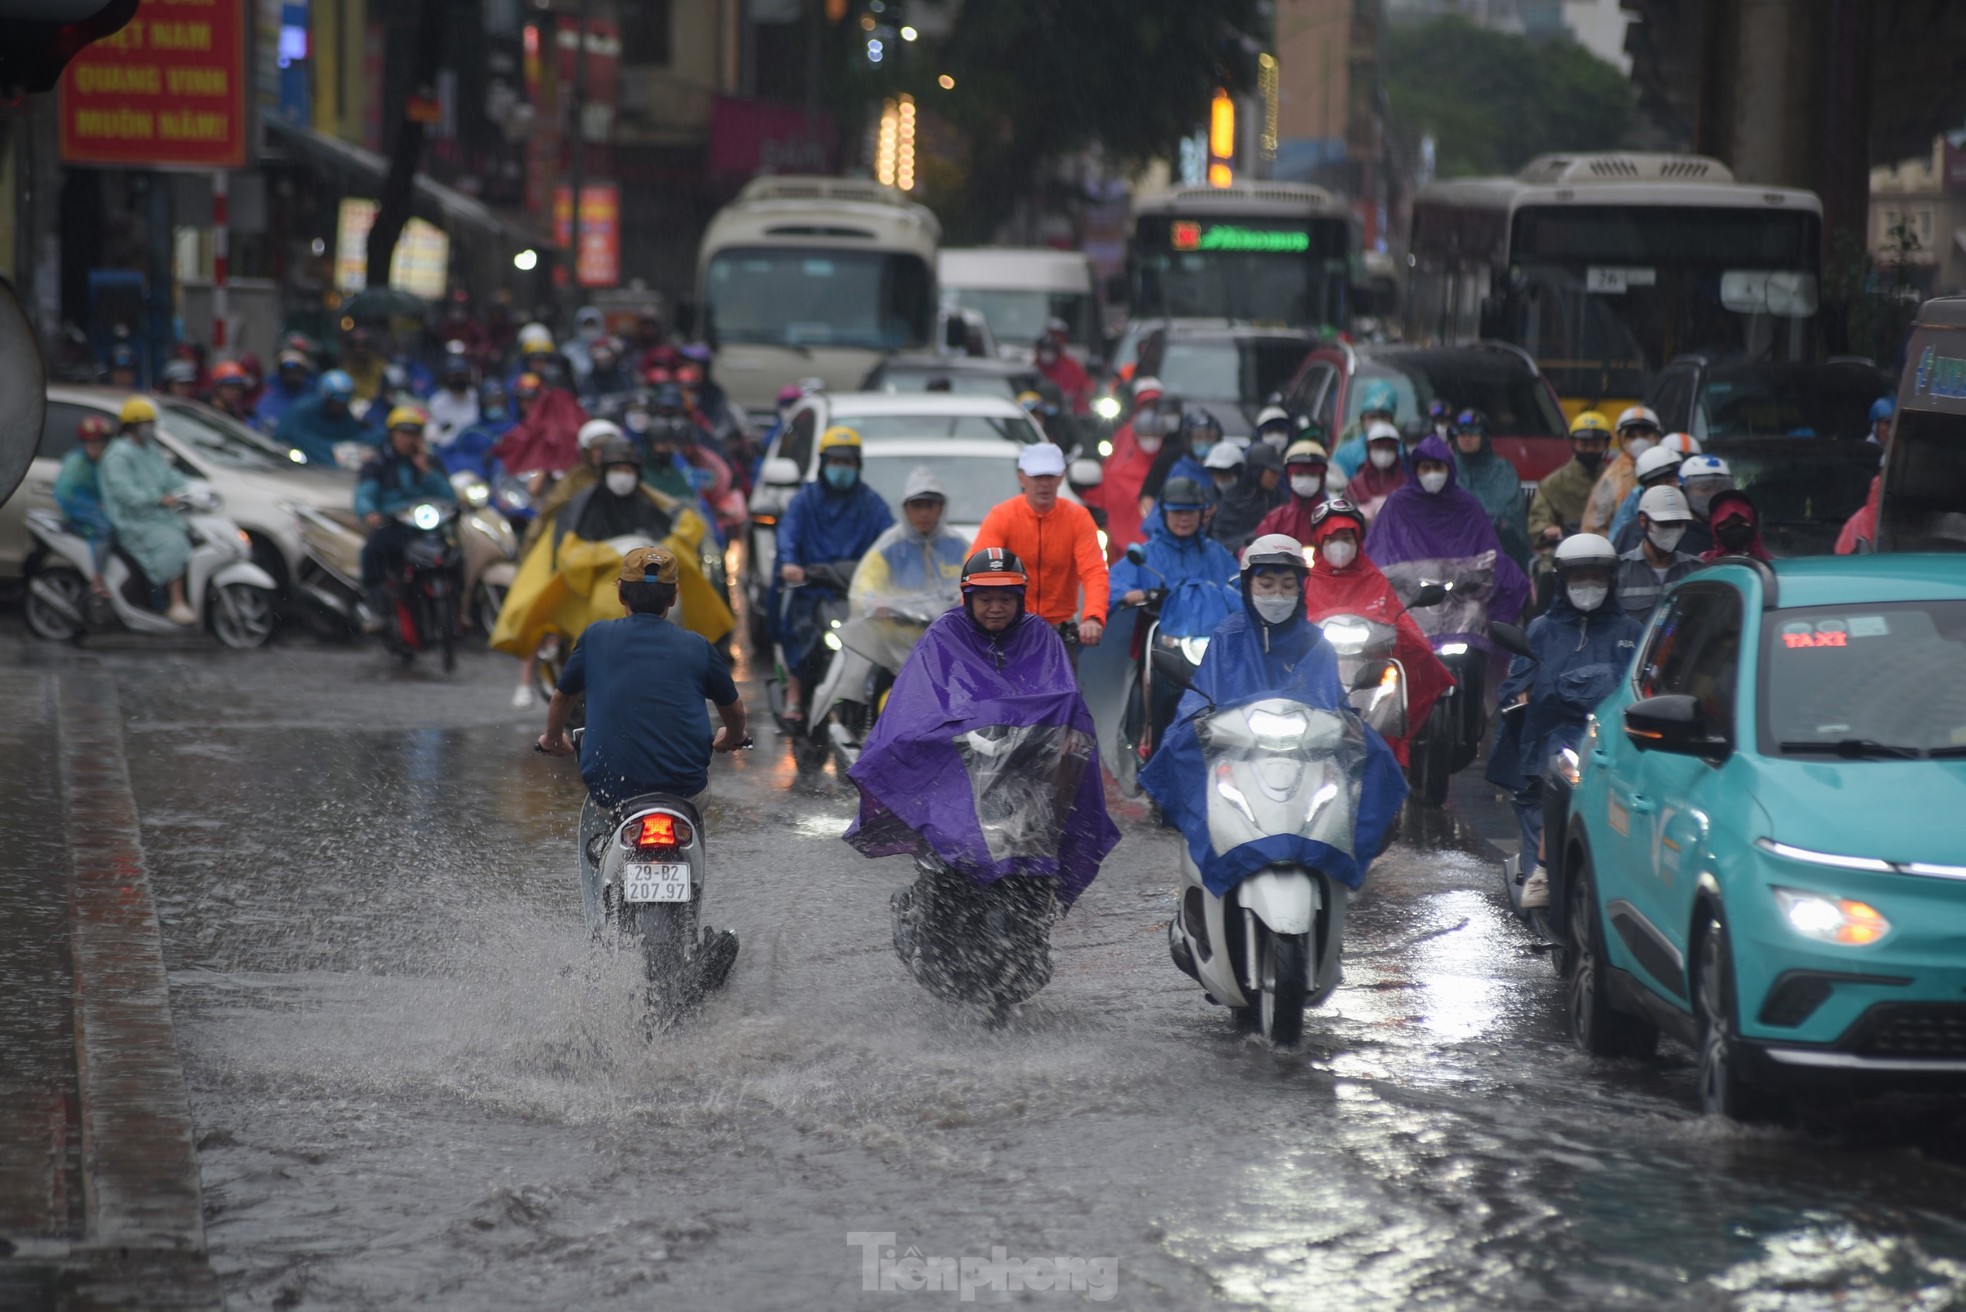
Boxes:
[1561,555,1966,1120]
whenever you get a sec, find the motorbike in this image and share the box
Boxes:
[23,486,279,649]
[380,500,463,671]
[807,596,942,776]
[285,501,369,638]
[1313,580,1447,746]
[1109,545,1236,797]
[1157,653,1393,1046]
[1380,554,1500,807]
[536,727,745,1023]
[446,470,522,633]
[1489,620,1575,952]
[890,721,1095,1022]
[769,560,855,771]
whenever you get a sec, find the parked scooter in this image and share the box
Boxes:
[447,470,521,633]
[379,500,462,670]
[1381,553,1501,806]
[769,560,854,771]
[23,486,278,648]
[536,727,745,1021]
[1157,653,1398,1045]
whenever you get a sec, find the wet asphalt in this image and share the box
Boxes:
[5,610,1966,1311]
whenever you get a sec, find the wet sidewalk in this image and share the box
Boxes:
[0,667,220,1310]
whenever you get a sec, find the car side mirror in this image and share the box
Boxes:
[943,315,968,352]
[762,456,802,487]
[1408,581,1448,610]
[1490,621,1533,660]
[1068,458,1103,489]
[1624,694,1729,759]
[1124,542,1147,566]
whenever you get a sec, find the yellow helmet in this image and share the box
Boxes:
[1569,410,1612,437]
[386,405,427,431]
[818,425,862,452]
[119,395,158,426]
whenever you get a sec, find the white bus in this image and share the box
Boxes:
[1407,153,1823,419]
[696,175,941,413]
[1127,181,1356,329]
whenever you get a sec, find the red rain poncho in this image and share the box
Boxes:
[491,387,589,475]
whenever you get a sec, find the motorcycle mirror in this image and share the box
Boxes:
[1124,542,1147,566]
[1490,621,1533,660]
[761,456,802,487]
[1407,581,1448,609]
[1150,644,1198,692]
[1067,458,1103,489]
[1350,658,1395,692]
[0,276,47,508]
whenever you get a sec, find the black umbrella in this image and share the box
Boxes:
[339,287,431,322]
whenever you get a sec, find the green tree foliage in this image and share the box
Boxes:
[918,0,1265,243]
[1386,15,1636,178]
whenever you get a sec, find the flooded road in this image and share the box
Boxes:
[13,625,1966,1310]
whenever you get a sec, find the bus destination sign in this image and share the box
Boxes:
[1170,221,1311,254]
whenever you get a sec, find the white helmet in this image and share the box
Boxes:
[1615,405,1662,434]
[1679,454,1731,481]
[1637,485,1692,523]
[1633,444,1687,483]
[1242,533,1311,575]
[517,322,556,355]
[1553,532,1618,572]
[1659,432,1702,456]
[577,418,624,450]
[1255,404,1291,430]
[1365,419,1402,443]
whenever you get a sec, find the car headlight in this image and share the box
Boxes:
[1178,635,1209,664]
[1772,887,1891,946]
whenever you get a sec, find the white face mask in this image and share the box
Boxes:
[1320,539,1357,570]
[1368,447,1398,470]
[1418,470,1449,494]
[1137,435,1163,455]
[625,411,651,434]
[1646,523,1686,554]
[1567,582,1610,612]
[1252,593,1300,625]
[1326,472,1344,497]
[1623,436,1655,461]
[1212,473,1239,492]
[605,469,639,497]
[1289,474,1323,498]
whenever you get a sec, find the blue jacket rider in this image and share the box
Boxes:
[277,369,379,467]
[774,425,894,720]
[356,407,455,622]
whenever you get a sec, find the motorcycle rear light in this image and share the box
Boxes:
[630,813,693,849]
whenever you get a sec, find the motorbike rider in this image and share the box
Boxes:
[1109,475,1240,730]
[849,467,970,618]
[1206,443,1284,552]
[1609,439,1708,553]
[427,352,481,447]
[1082,382,1166,561]
[492,361,590,493]
[106,342,140,390]
[159,358,201,400]
[441,380,516,482]
[98,397,198,624]
[777,427,896,723]
[844,547,1119,913]
[1699,489,1771,563]
[1363,433,1530,629]
[1614,485,1701,621]
[1580,406,1663,535]
[1141,533,1407,881]
[1329,378,1400,480]
[1529,410,1612,549]
[355,408,456,628]
[1253,404,1295,450]
[1252,439,1331,543]
[536,545,748,933]
[1677,454,1735,547]
[1868,396,1894,448]
[254,349,315,435]
[1484,534,1642,910]
[275,369,376,467]
[1034,330,1092,415]
[55,414,117,597]
[970,441,1108,652]
[209,361,256,425]
[1449,409,1530,570]
[1345,421,1408,522]
[523,417,623,552]
[579,336,636,405]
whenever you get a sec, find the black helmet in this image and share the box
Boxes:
[1160,477,1208,511]
[960,547,1028,593]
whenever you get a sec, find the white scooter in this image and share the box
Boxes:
[23,485,279,648]
[1159,652,1394,1045]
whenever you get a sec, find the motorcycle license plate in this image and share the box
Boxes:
[623,862,692,902]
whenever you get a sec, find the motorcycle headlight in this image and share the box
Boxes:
[1178,635,1209,665]
[463,482,491,509]
[824,631,843,652]
[1093,396,1123,421]
[1439,641,1470,657]
[1245,707,1308,742]
[1321,618,1371,655]
[411,503,442,531]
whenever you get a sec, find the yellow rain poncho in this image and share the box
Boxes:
[490,485,732,656]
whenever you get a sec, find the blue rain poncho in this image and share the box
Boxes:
[276,395,378,467]
[98,434,191,582]
[1106,518,1239,639]
[1141,597,1407,896]
[1483,589,1644,793]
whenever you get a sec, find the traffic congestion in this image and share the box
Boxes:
[5,2,1966,1306]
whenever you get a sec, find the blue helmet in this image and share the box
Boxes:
[1869,397,1895,423]
[109,343,137,369]
[1358,378,1398,418]
[319,369,355,402]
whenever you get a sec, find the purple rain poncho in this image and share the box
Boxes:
[844,609,1121,906]
[1364,433,1531,631]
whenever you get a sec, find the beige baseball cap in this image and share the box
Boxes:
[619,545,680,585]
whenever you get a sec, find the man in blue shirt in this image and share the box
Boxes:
[538,545,748,930]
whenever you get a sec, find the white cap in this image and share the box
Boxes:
[1017,442,1067,477]
[1615,405,1662,432]
[1633,445,1687,482]
[1131,375,1164,399]
[1637,485,1691,523]
[577,418,623,450]
[1204,442,1245,470]
[1366,420,1401,443]
[1255,404,1291,430]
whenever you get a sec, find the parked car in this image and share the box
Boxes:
[1104,320,1317,440]
[1644,354,1893,443]
[1284,341,1570,489]
[0,387,357,592]
[1559,555,1966,1121]
[859,354,1041,401]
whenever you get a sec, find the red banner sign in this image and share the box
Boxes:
[58,0,249,170]
[554,183,621,289]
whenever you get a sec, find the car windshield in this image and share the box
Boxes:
[1149,338,1309,404]
[1698,366,1887,440]
[1713,444,1878,528]
[1348,357,1566,436]
[944,288,1094,346]
[1880,409,1966,551]
[870,367,1039,399]
[833,412,1042,444]
[704,247,934,351]
[858,453,1020,527]
[158,401,301,472]
[1760,601,1966,756]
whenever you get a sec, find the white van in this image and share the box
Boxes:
[937,248,1100,363]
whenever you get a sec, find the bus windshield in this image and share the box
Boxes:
[1130,216,1349,326]
[943,288,1095,346]
[1503,205,1821,401]
[704,247,934,351]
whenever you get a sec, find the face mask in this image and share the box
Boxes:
[1326,472,1345,497]
[1418,470,1449,494]
[133,423,155,442]
[1715,518,1755,550]
[1320,539,1357,570]
[1623,437,1655,461]
[624,411,651,434]
[1567,582,1610,612]
[1687,489,1714,518]
[1646,523,1685,554]
[1575,448,1604,474]
[823,464,858,491]
[1369,447,1397,470]
[1191,441,1215,462]
[605,469,639,497]
[1290,474,1323,498]
[1134,412,1163,437]
[1212,473,1239,493]
[1252,593,1300,625]
[1137,436,1163,455]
